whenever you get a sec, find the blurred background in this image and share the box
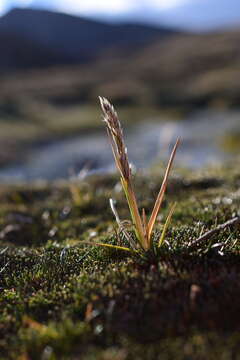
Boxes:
[0,0,240,181]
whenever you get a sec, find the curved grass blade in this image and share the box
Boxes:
[109,198,137,249]
[147,139,180,245]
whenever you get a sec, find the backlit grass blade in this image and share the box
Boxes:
[142,208,147,238]
[158,202,177,248]
[121,178,147,250]
[109,198,137,249]
[82,241,136,253]
[147,138,180,244]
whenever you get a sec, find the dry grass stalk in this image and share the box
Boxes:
[98,97,179,252]
[188,215,240,249]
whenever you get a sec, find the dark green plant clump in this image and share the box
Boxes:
[0,163,239,359]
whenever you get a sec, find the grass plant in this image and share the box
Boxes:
[94,97,180,254]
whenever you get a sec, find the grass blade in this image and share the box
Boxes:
[142,208,147,238]
[158,202,177,248]
[121,178,147,250]
[81,241,136,253]
[147,138,180,244]
[109,198,137,249]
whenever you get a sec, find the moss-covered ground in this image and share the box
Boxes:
[0,162,239,359]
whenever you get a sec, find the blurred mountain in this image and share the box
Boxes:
[1,27,240,110]
[0,8,240,110]
[0,31,67,70]
[125,30,240,107]
[0,8,179,71]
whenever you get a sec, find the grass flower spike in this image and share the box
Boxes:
[98,96,179,253]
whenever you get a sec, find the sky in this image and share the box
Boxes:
[1,0,240,30]
[0,0,192,14]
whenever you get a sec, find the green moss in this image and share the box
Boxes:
[0,163,239,359]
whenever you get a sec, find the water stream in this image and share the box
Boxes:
[0,109,239,182]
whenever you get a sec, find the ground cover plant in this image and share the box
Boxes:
[0,157,239,359]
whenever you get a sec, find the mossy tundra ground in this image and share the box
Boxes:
[0,162,239,359]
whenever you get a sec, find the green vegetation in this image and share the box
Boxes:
[0,160,239,359]
[220,130,240,154]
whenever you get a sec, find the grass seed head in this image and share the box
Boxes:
[99,96,131,180]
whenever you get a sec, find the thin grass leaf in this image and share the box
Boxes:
[121,178,147,250]
[109,198,137,249]
[158,202,177,248]
[81,241,136,253]
[142,208,147,237]
[109,198,121,225]
[147,138,180,244]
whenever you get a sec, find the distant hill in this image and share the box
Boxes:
[1,8,240,110]
[1,27,240,110]
[0,8,179,71]
[0,31,67,70]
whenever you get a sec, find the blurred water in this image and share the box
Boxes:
[0,109,239,182]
